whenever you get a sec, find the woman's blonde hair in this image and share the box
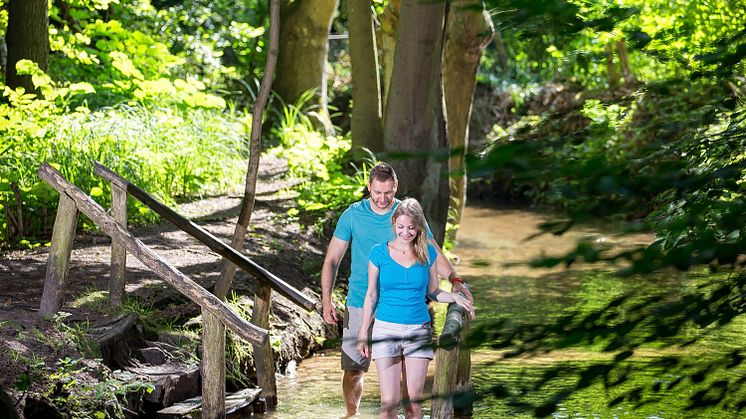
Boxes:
[391,198,429,266]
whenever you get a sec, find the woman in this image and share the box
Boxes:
[356,198,475,418]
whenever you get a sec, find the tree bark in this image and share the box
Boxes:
[493,30,508,70]
[348,0,383,156]
[274,0,338,130]
[382,0,449,244]
[5,0,49,92]
[442,1,493,240]
[377,0,401,111]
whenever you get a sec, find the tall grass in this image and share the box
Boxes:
[0,104,249,245]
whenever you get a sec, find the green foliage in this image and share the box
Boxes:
[0,98,248,245]
[50,312,100,358]
[46,357,153,419]
[469,0,746,416]
[112,0,269,91]
[268,96,366,232]
[0,5,251,246]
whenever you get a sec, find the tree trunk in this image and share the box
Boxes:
[5,0,49,92]
[493,30,508,70]
[442,1,493,241]
[382,0,448,244]
[616,38,635,86]
[348,0,383,157]
[605,42,619,89]
[214,0,280,301]
[274,0,338,130]
[211,0,280,411]
[377,0,400,109]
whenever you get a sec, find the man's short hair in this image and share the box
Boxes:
[369,162,398,185]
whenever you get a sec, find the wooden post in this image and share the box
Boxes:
[201,310,226,419]
[109,182,127,307]
[454,319,472,417]
[38,163,268,346]
[431,288,472,418]
[252,283,277,408]
[39,193,79,316]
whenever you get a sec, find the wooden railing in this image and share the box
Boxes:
[432,287,473,417]
[38,162,316,418]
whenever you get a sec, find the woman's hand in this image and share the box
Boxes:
[454,294,476,320]
[356,335,370,358]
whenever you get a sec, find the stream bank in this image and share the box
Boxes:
[0,156,341,417]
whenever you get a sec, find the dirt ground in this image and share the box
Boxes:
[0,155,341,416]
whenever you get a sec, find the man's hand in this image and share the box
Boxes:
[451,281,474,304]
[322,300,340,324]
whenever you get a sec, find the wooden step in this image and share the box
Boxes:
[157,388,264,418]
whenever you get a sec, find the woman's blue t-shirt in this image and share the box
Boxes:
[369,242,437,325]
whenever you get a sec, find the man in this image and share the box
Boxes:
[321,162,473,416]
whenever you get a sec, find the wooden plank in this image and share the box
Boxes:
[431,342,459,418]
[431,287,472,417]
[39,193,79,316]
[157,388,262,417]
[201,310,226,419]
[93,162,316,312]
[38,163,268,346]
[225,388,262,414]
[109,182,128,307]
[454,319,473,417]
[252,283,277,409]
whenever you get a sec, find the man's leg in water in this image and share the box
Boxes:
[343,369,364,415]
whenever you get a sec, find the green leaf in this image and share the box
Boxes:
[90,186,104,197]
[14,370,31,391]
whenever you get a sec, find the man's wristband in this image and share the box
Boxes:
[450,277,465,285]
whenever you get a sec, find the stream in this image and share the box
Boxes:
[260,204,745,418]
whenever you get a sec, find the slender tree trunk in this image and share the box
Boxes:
[274,0,338,130]
[605,42,619,89]
[348,0,383,157]
[377,0,401,109]
[442,1,493,240]
[382,0,448,243]
[616,38,635,86]
[214,0,281,300]
[493,30,508,70]
[209,0,280,410]
[5,0,49,92]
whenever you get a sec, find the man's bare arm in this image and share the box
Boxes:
[321,236,349,324]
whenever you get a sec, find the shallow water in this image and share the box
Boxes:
[259,204,746,418]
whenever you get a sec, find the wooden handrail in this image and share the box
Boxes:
[93,162,316,312]
[438,288,470,350]
[38,163,268,346]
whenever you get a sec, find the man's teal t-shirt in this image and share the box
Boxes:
[369,242,437,325]
[332,198,433,308]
